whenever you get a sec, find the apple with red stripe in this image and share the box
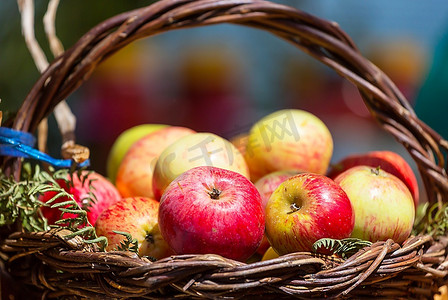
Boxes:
[327,150,419,208]
[253,170,301,255]
[265,173,354,255]
[40,171,121,226]
[158,166,264,262]
[334,166,415,244]
[244,109,333,182]
[95,196,173,259]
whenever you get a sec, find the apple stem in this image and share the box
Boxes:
[288,203,301,214]
[371,166,381,175]
[145,233,154,244]
[209,188,222,200]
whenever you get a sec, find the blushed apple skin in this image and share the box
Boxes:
[115,126,196,199]
[265,173,354,255]
[327,150,419,207]
[254,169,301,255]
[334,166,415,244]
[158,166,264,262]
[255,170,302,209]
[40,171,122,225]
[152,133,250,200]
[244,109,333,182]
[229,132,249,157]
[107,124,168,183]
[94,197,173,259]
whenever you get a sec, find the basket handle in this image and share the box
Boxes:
[9,0,448,204]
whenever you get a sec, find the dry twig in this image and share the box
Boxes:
[17,0,88,162]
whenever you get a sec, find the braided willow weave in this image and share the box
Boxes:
[1,229,447,299]
[2,0,448,298]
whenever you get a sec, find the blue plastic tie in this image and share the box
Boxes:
[0,127,90,168]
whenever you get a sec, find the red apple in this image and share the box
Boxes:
[334,165,415,244]
[265,173,354,255]
[40,171,121,225]
[158,166,264,262]
[253,170,301,255]
[327,150,419,207]
[115,126,195,199]
[94,197,173,259]
[244,109,333,182]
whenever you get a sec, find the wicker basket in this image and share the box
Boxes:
[2,0,448,299]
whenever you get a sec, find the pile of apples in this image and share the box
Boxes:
[39,109,419,262]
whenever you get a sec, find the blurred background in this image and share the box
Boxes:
[1,0,448,201]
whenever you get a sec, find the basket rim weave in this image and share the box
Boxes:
[2,0,448,298]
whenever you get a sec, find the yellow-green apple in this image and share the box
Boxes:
[94,196,173,259]
[158,166,264,261]
[244,109,333,182]
[107,124,167,183]
[265,173,354,255]
[253,170,301,255]
[115,126,196,199]
[39,171,121,225]
[334,165,415,244]
[327,150,419,208]
[152,132,249,200]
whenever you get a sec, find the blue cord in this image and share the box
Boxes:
[0,127,90,168]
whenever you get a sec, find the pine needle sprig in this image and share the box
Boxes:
[112,230,139,253]
[0,162,64,232]
[413,201,448,237]
[0,161,107,249]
